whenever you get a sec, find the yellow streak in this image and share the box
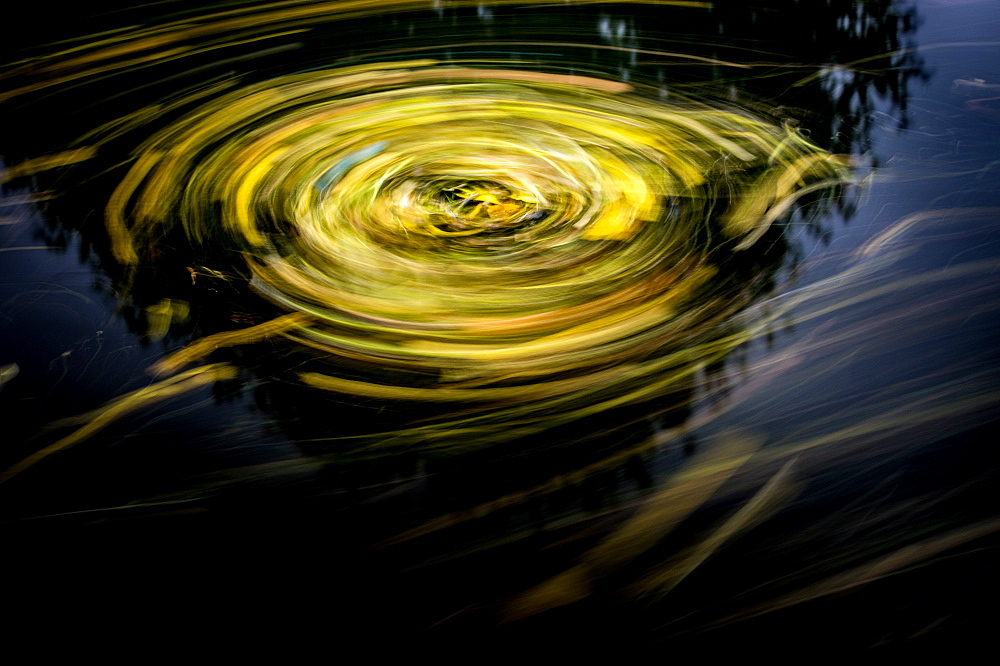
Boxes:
[1,364,236,484]
[105,150,165,265]
[149,312,314,377]
[855,207,999,260]
[715,517,1000,626]
[300,363,639,402]
[0,148,97,184]
[503,430,762,620]
[631,460,801,597]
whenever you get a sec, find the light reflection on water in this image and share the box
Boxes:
[1,0,998,648]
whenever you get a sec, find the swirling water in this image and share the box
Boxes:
[1,0,998,649]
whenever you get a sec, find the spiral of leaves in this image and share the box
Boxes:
[107,60,847,449]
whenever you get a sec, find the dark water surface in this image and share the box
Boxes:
[2,0,998,650]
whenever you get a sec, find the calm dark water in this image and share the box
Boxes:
[1,0,998,650]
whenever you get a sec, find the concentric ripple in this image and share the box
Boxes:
[101,59,848,449]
